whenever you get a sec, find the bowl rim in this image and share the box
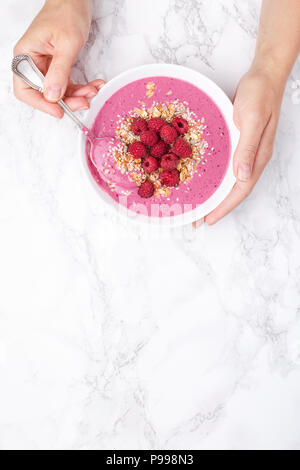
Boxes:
[79,63,239,226]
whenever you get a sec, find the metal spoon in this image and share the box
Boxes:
[11,54,135,191]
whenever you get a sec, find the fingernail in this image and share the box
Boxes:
[95,82,105,90]
[193,218,204,229]
[86,91,97,98]
[44,85,61,101]
[238,163,251,181]
[79,105,89,110]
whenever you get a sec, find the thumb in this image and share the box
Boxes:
[234,115,267,182]
[43,47,78,102]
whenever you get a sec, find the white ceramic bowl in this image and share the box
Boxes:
[80,64,239,226]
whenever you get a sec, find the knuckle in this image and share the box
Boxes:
[247,110,266,128]
[247,109,261,122]
[59,32,83,51]
[237,181,252,198]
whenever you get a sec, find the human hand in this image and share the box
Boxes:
[194,67,285,227]
[13,0,105,118]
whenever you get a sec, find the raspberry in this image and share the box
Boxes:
[160,153,178,171]
[140,130,159,147]
[138,180,154,198]
[128,141,148,159]
[172,117,189,134]
[160,169,180,187]
[172,138,192,158]
[160,125,178,144]
[148,117,166,133]
[150,140,168,158]
[131,118,148,135]
[142,156,159,173]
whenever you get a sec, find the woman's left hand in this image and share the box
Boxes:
[194,67,285,227]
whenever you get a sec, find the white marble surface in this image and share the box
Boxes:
[0,0,300,450]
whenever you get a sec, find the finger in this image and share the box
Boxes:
[13,75,63,118]
[68,85,98,98]
[88,79,106,90]
[192,218,204,229]
[250,115,278,174]
[66,84,98,98]
[206,116,277,225]
[66,79,106,98]
[14,74,89,116]
[233,113,269,182]
[43,40,81,102]
[63,96,90,111]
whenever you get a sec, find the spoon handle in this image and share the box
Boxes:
[12,54,85,130]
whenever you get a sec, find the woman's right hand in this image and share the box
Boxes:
[13,0,105,118]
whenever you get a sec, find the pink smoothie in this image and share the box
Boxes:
[86,76,231,217]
